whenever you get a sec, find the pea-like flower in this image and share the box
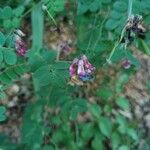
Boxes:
[69,55,95,85]
[122,59,131,69]
[14,29,27,57]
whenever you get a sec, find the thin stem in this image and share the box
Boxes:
[45,9,57,26]
[128,0,133,19]
[106,41,119,64]
[105,0,133,64]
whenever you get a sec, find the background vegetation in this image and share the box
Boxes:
[0,0,150,150]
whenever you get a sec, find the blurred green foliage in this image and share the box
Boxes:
[0,0,150,150]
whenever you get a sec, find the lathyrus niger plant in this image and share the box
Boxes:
[0,0,150,149]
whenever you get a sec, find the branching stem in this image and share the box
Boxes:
[106,0,133,64]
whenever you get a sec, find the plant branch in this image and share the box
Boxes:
[105,0,133,64]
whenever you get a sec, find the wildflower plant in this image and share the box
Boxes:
[0,0,150,150]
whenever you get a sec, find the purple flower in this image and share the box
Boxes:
[82,55,95,73]
[14,30,27,57]
[77,59,86,76]
[122,59,131,69]
[69,55,95,84]
[15,39,27,56]
[69,58,78,77]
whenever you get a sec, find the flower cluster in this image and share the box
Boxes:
[14,29,27,56]
[122,15,146,46]
[69,55,95,85]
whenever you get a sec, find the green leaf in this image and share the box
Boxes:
[0,48,3,64]
[77,0,101,15]
[70,99,87,120]
[13,6,25,17]
[3,19,12,29]
[113,1,127,12]
[89,103,101,119]
[127,128,138,141]
[0,73,12,84]
[104,105,112,113]
[33,65,51,88]
[41,50,57,63]
[105,19,120,31]
[116,115,128,134]
[0,63,28,85]
[99,117,112,137]
[3,49,17,65]
[89,0,101,12]
[77,3,88,15]
[0,8,3,19]
[0,106,6,122]
[0,91,6,99]
[111,132,121,149]
[118,145,130,150]
[81,123,94,140]
[111,46,125,63]
[116,96,130,110]
[116,73,129,93]
[97,86,113,100]
[111,11,122,20]
[92,133,103,150]
[0,32,5,46]
[5,69,18,80]
[12,18,20,28]
[2,6,12,19]
[47,0,65,16]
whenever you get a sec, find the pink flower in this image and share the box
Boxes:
[69,58,78,76]
[122,59,131,69]
[69,55,95,83]
[82,55,95,73]
[77,59,86,76]
[14,30,27,57]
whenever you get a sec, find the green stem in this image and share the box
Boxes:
[128,0,133,19]
[106,0,133,64]
[106,41,119,64]
[45,9,57,26]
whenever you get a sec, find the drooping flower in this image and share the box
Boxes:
[122,59,131,69]
[69,55,95,85]
[14,29,27,57]
[121,15,146,46]
[59,41,73,55]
